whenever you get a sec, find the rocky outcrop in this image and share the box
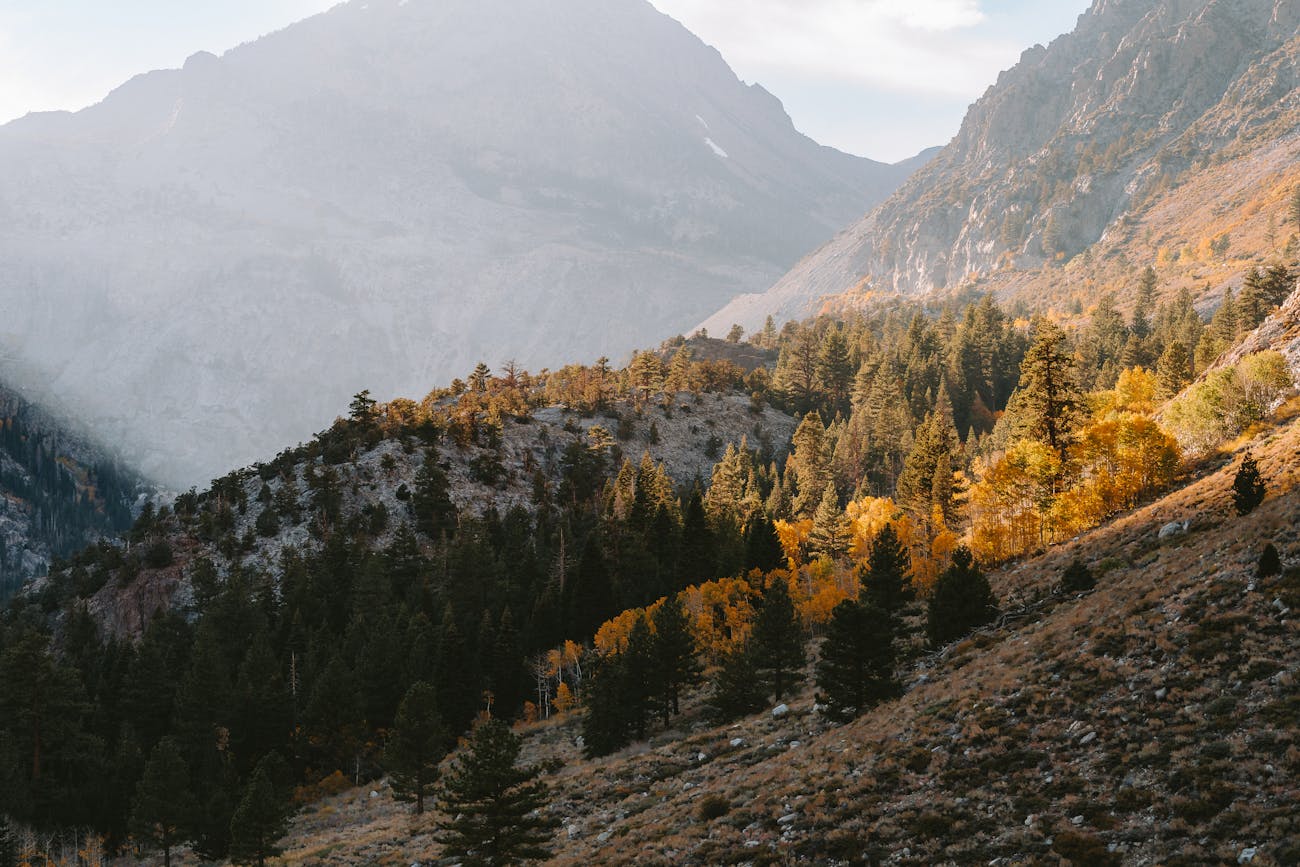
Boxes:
[702,0,1300,332]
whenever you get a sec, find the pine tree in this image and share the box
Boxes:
[413,450,457,538]
[926,547,997,647]
[434,610,479,737]
[814,600,897,722]
[1257,543,1281,579]
[1232,451,1266,516]
[708,641,767,721]
[385,682,448,815]
[228,759,289,867]
[1059,558,1096,594]
[743,512,785,573]
[1155,341,1192,399]
[622,615,656,740]
[437,720,558,866]
[860,525,913,625]
[808,482,849,559]
[788,413,833,518]
[130,738,196,867]
[750,577,806,702]
[1008,319,1084,457]
[581,655,632,758]
[651,597,702,725]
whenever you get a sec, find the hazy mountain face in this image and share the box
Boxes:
[701,0,1300,332]
[0,0,916,487]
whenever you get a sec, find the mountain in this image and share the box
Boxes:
[702,0,1300,332]
[0,383,142,599]
[0,0,921,488]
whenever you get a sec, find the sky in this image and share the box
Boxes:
[0,0,1090,163]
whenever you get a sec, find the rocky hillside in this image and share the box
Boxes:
[52,390,795,642]
[0,384,141,600]
[257,369,1300,867]
[703,0,1300,332]
[0,0,921,489]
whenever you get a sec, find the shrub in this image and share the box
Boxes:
[696,795,730,822]
[1060,558,1096,593]
[1257,543,1281,579]
[1232,451,1266,515]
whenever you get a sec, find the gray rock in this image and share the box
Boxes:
[1159,520,1190,540]
[772,703,790,718]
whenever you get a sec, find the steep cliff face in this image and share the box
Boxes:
[0,0,916,487]
[703,0,1300,331]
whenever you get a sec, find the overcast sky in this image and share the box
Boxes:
[0,0,1089,162]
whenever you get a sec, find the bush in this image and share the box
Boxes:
[1232,451,1266,515]
[143,540,173,569]
[696,795,730,822]
[1258,543,1281,579]
[1060,558,1096,593]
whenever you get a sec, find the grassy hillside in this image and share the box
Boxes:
[252,402,1300,866]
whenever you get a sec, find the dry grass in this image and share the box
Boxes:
[207,412,1300,867]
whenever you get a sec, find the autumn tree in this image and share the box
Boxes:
[814,600,897,722]
[437,720,558,866]
[1232,451,1266,515]
[385,682,448,815]
[750,576,806,702]
[926,547,997,647]
[130,738,196,867]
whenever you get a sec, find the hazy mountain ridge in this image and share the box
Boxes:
[702,0,1300,331]
[0,0,917,488]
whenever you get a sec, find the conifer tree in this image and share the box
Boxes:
[709,641,767,721]
[435,610,479,737]
[437,720,558,866]
[814,600,897,722]
[622,615,656,740]
[808,482,849,559]
[651,596,702,725]
[385,682,448,815]
[750,577,806,702]
[926,547,997,647]
[581,655,631,758]
[1155,341,1192,399]
[743,512,785,573]
[130,738,196,867]
[860,525,913,625]
[228,759,289,867]
[788,413,833,518]
[1008,319,1084,458]
[413,450,457,538]
[1232,451,1266,516]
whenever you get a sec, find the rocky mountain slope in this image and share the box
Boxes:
[0,384,141,600]
[703,0,1300,332]
[259,362,1300,867]
[54,390,796,642]
[0,0,917,488]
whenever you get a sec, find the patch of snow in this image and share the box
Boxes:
[704,137,728,159]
